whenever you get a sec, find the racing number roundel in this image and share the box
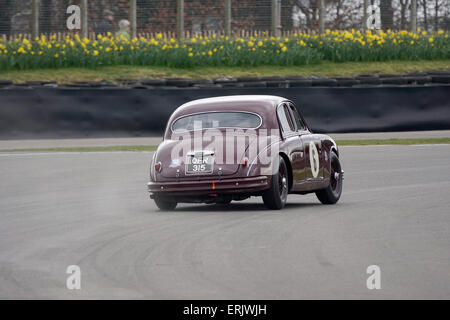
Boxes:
[309,141,319,178]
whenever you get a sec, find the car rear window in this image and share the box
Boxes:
[171,112,262,132]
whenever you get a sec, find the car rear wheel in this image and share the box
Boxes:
[154,195,178,211]
[315,152,343,204]
[262,156,288,210]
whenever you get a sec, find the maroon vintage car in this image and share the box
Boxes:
[147,95,343,210]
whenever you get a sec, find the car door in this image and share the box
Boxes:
[285,103,308,187]
[302,134,324,181]
[277,103,304,189]
[287,103,324,183]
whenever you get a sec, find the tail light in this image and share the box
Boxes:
[241,158,248,167]
[154,162,162,172]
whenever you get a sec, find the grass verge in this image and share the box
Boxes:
[0,60,448,84]
[0,138,449,153]
[337,138,450,146]
[0,145,158,153]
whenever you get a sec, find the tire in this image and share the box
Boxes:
[154,195,177,211]
[262,156,289,210]
[316,152,343,204]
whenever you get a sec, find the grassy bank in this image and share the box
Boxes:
[1,31,448,72]
[1,138,449,153]
[337,138,450,146]
[0,145,159,153]
[0,59,448,84]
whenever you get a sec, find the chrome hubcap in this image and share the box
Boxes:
[279,165,288,203]
[282,177,287,189]
[330,157,343,197]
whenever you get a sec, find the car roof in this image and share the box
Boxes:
[164,95,290,138]
[174,95,289,116]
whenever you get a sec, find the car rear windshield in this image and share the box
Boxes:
[171,112,262,132]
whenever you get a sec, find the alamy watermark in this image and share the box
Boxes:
[66,5,81,30]
[366,265,381,290]
[168,126,281,176]
[366,5,381,30]
[66,265,81,290]
[64,264,382,291]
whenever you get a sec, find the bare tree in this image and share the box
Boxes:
[292,0,316,30]
[434,0,438,31]
[288,0,363,30]
[421,0,428,31]
[335,0,343,29]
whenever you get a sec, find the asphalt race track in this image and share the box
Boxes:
[0,145,449,299]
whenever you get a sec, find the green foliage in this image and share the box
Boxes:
[0,29,448,71]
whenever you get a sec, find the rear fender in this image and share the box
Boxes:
[246,138,281,177]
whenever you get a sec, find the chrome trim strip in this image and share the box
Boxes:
[170,110,263,133]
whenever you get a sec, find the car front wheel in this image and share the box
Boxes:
[262,156,288,210]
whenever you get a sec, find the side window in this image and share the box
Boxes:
[289,104,305,131]
[277,104,295,133]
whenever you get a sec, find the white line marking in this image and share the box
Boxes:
[0,151,155,157]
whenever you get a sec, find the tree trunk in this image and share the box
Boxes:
[434,0,439,31]
[336,0,342,29]
[422,0,428,31]
[400,0,408,30]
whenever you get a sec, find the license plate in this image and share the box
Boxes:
[186,155,213,173]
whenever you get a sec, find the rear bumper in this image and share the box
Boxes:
[148,176,270,195]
